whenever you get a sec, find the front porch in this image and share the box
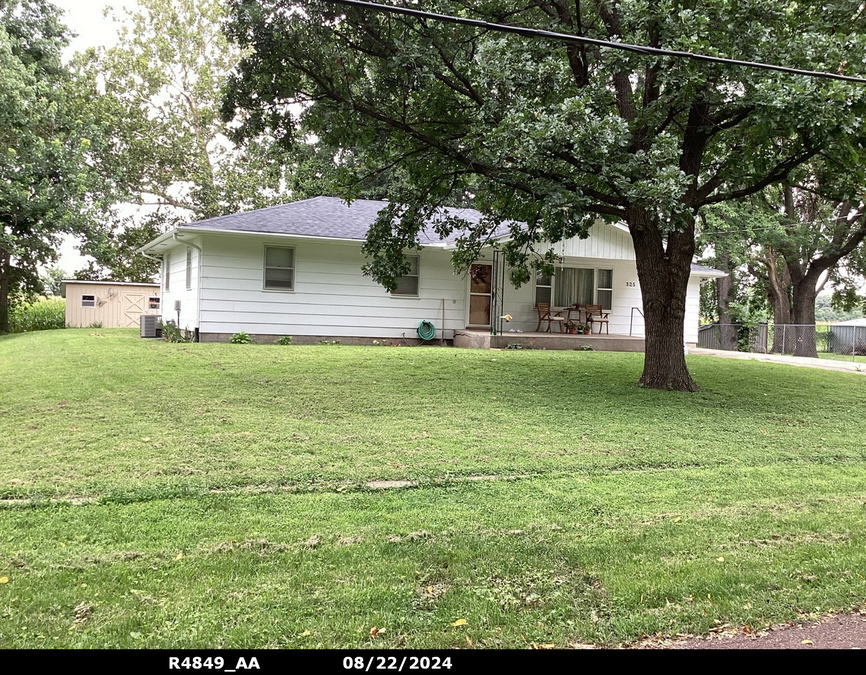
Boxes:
[454,329,645,352]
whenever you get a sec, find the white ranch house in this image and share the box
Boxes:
[140,197,724,348]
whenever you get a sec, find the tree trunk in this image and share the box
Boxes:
[791,279,819,357]
[764,247,794,353]
[0,248,10,334]
[628,207,699,391]
[714,249,738,350]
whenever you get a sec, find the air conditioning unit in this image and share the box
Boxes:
[140,313,159,338]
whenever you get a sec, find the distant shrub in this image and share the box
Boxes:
[8,297,66,333]
[88,321,104,329]
[275,335,293,345]
[230,331,251,344]
[159,320,194,343]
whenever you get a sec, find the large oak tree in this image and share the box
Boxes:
[222,0,866,390]
[0,0,92,332]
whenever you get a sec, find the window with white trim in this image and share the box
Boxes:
[535,267,614,308]
[164,253,171,292]
[148,296,160,310]
[392,256,419,296]
[596,269,613,310]
[185,247,192,290]
[81,294,96,308]
[264,246,295,290]
[535,270,552,305]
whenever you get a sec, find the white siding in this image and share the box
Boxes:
[161,228,703,344]
[499,258,645,337]
[160,241,200,331]
[198,236,466,339]
[538,221,635,260]
[684,277,702,344]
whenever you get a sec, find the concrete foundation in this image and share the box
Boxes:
[454,329,645,352]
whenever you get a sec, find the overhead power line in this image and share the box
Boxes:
[322,0,866,84]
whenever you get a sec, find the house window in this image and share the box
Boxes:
[81,294,96,308]
[535,271,552,305]
[164,253,171,292]
[148,296,160,310]
[264,246,294,290]
[185,247,192,290]
[597,269,613,310]
[554,268,595,307]
[536,267,614,308]
[392,256,419,296]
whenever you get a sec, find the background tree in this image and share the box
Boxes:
[223,0,866,390]
[0,0,92,332]
[40,266,66,296]
[701,179,866,356]
[72,0,298,281]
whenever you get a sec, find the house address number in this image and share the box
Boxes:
[625,281,637,287]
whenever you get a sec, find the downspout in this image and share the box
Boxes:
[173,232,203,339]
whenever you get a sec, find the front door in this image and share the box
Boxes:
[468,263,492,326]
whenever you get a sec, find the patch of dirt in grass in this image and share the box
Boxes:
[734,532,850,548]
[415,582,450,605]
[334,535,362,547]
[300,534,322,548]
[471,568,608,616]
[206,539,293,555]
[0,495,96,508]
[387,531,434,544]
[53,550,146,570]
[72,602,93,627]
[365,480,417,489]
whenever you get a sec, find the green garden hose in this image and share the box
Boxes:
[417,320,436,341]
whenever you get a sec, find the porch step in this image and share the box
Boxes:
[454,330,645,352]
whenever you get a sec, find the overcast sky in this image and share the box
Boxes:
[52,0,136,273]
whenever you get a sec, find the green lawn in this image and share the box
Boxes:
[818,352,866,363]
[1,328,865,648]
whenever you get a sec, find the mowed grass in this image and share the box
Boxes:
[1,329,865,648]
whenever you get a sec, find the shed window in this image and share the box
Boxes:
[81,294,96,308]
[148,296,160,310]
[392,256,419,296]
[264,246,294,290]
[185,247,192,290]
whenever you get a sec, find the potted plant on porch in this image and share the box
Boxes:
[581,323,593,335]
[565,321,577,334]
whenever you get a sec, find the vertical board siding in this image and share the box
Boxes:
[64,283,160,328]
[538,221,635,261]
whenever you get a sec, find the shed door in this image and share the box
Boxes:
[122,294,146,327]
[468,263,492,327]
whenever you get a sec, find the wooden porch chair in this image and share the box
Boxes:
[535,302,566,333]
[584,304,610,334]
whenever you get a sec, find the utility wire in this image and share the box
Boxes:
[322,0,866,84]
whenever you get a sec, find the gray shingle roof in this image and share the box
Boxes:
[689,263,728,277]
[177,197,727,277]
[183,196,498,245]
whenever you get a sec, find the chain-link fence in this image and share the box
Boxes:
[698,323,865,360]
